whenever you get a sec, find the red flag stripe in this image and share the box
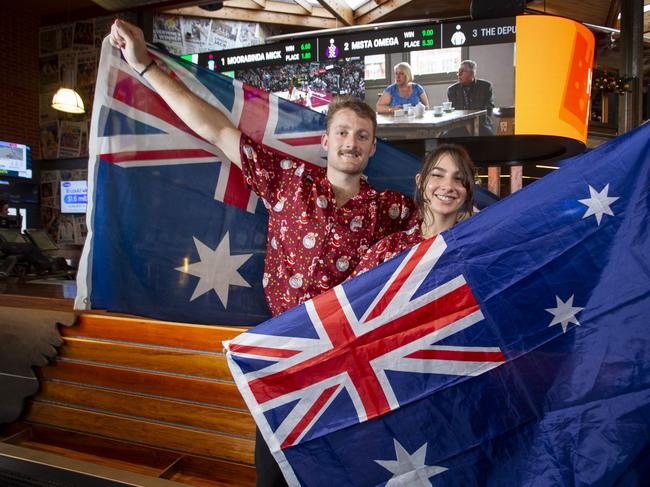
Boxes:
[365,237,438,321]
[281,384,339,449]
[229,344,301,359]
[406,349,505,362]
[100,149,216,164]
[277,136,323,146]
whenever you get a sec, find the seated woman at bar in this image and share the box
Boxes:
[352,144,474,275]
[376,62,430,115]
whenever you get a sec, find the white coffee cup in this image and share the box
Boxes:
[393,108,405,117]
[442,101,453,110]
[433,105,444,115]
[414,103,425,118]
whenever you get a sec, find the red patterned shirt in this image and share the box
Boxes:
[240,135,416,316]
[351,225,425,278]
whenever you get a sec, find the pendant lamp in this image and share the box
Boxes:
[51,87,85,114]
[51,0,85,114]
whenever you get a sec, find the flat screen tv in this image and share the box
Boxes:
[60,180,88,214]
[0,141,32,179]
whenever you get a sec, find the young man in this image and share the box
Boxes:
[110,19,416,486]
[110,20,415,316]
[447,59,495,135]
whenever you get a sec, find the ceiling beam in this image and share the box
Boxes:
[316,0,355,25]
[165,5,338,28]
[220,0,332,17]
[355,0,381,17]
[355,0,414,24]
[605,0,622,26]
[293,0,313,14]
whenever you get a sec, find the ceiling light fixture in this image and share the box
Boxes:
[51,0,85,114]
[51,87,85,114]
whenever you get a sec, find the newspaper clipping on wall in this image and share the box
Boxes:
[153,14,267,55]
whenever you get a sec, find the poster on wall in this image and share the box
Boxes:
[39,91,58,122]
[39,54,59,91]
[39,26,59,55]
[236,22,260,46]
[153,14,266,55]
[76,51,97,87]
[153,15,184,55]
[208,19,239,49]
[40,170,60,210]
[73,21,95,50]
[39,121,59,159]
[57,214,76,244]
[58,51,77,87]
[58,121,84,158]
[39,24,73,55]
[73,216,88,245]
[181,17,212,52]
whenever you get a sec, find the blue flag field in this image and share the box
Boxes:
[225,121,650,486]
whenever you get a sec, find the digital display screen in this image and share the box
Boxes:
[197,18,516,72]
[0,141,32,179]
[60,180,88,214]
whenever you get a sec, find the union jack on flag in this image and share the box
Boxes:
[226,234,505,453]
[226,122,650,485]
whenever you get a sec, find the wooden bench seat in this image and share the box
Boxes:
[4,312,257,486]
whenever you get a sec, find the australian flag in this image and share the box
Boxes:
[225,121,650,485]
[74,38,496,326]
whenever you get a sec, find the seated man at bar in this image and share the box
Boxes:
[376,62,429,115]
[109,19,416,487]
[447,59,495,135]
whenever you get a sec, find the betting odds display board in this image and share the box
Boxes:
[198,18,516,72]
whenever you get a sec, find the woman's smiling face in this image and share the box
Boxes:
[419,153,468,220]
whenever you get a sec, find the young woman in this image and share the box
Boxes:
[376,62,430,115]
[352,144,475,276]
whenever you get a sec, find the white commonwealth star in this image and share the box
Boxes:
[545,295,584,333]
[175,232,252,307]
[375,439,447,486]
[578,183,619,225]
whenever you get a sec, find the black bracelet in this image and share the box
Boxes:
[138,59,156,77]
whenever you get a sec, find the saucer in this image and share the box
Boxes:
[433,112,444,117]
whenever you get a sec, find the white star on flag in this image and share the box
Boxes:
[545,295,584,333]
[176,232,252,307]
[375,439,447,486]
[578,184,619,225]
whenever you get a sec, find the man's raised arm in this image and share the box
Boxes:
[109,19,242,169]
